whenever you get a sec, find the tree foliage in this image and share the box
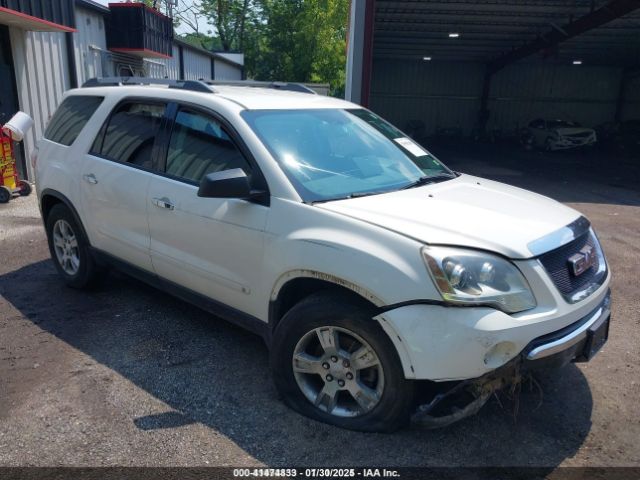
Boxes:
[176,0,349,96]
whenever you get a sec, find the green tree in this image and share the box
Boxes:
[199,0,253,51]
[249,0,349,96]
[177,0,349,96]
[179,32,223,51]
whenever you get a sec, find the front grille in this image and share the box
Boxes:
[538,232,601,297]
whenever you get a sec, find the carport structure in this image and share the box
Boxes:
[346,0,640,138]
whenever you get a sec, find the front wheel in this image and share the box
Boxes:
[271,292,414,432]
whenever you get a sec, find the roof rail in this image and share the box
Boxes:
[205,80,317,94]
[81,77,215,93]
[81,77,318,95]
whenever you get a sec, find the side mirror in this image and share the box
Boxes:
[198,168,253,199]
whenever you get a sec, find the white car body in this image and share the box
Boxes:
[526,119,597,150]
[35,82,611,427]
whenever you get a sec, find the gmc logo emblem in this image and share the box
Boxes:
[568,245,596,276]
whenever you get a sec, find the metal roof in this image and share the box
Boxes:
[173,38,245,68]
[373,0,640,66]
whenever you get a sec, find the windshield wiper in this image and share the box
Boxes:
[312,190,385,204]
[401,173,457,190]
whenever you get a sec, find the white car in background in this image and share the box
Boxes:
[524,119,597,151]
[35,79,611,432]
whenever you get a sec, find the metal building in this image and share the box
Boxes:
[346,0,640,138]
[0,0,244,180]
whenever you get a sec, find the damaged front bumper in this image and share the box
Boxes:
[412,290,611,428]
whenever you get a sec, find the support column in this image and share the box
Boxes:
[345,0,374,106]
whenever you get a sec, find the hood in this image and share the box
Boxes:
[555,127,594,136]
[316,174,580,259]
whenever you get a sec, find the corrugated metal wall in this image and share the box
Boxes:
[489,64,621,134]
[163,44,180,79]
[370,58,623,135]
[370,59,483,134]
[9,27,70,179]
[182,47,211,80]
[74,7,108,84]
[214,58,242,80]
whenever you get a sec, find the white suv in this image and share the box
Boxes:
[35,78,611,432]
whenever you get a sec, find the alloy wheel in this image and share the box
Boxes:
[52,219,80,276]
[292,326,385,417]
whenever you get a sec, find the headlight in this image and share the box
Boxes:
[422,246,536,313]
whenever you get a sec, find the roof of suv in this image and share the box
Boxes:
[75,83,356,111]
[213,86,355,110]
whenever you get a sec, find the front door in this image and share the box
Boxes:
[147,106,269,318]
[80,100,168,272]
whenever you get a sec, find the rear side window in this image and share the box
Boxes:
[44,96,104,146]
[92,101,166,169]
[165,109,251,183]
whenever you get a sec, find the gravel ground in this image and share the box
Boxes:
[0,145,639,467]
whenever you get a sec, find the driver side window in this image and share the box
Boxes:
[165,109,251,184]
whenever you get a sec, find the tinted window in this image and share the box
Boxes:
[165,110,250,183]
[44,96,104,146]
[94,102,166,169]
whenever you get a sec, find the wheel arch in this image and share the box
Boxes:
[40,189,90,244]
[268,270,384,333]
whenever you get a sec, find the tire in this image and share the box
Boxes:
[18,180,32,197]
[0,186,11,203]
[45,204,101,289]
[271,291,414,432]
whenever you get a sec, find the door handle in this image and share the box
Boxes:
[82,173,98,184]
[152,197,175,210]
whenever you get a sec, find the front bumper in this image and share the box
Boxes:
[523,290,610,369]
[409,292,610,427]
[375,266,611,381]
[550,135,596,150]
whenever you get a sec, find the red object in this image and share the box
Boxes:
[108,47,172,59]
[0,128,19,192]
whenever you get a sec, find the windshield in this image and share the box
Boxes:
[241,108,453,202]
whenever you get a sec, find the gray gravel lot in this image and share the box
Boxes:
[0,145,639,467]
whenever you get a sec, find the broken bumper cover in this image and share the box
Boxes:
[412,290,611,427]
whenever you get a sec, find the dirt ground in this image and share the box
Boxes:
[0,145,639,467]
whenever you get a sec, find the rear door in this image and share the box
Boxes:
[80,100,168,272]
[147,104,269,318]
